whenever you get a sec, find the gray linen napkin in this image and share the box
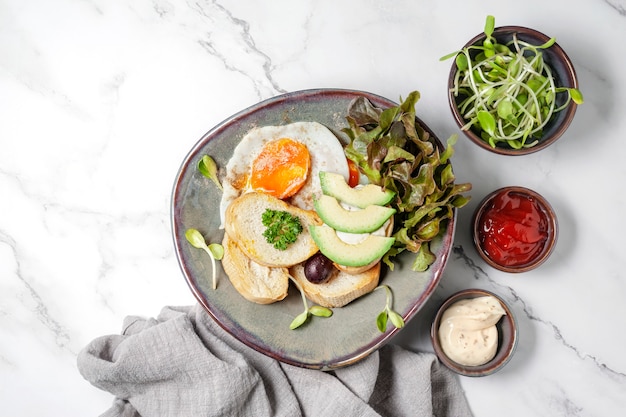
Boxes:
[78,305,472,417]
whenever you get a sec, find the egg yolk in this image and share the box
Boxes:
[250,138,310,199]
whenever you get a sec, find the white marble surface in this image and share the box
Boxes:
[2,0,625,415]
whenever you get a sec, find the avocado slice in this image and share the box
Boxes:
[309,225,395,267]
[314,195,395,234]
[319,171,395,208]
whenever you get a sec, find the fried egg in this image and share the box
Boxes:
[219,121,350,226]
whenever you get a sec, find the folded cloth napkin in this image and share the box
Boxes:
[78,304,472,417]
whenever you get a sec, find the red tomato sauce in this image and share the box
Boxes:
[477,190,549,267]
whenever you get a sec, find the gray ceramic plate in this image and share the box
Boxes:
[171,89,456,370]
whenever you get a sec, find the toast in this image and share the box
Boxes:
[221,234,289,304]
[289,262,381,308]
[224,192,322,267]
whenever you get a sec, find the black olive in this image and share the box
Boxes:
[304,252,336,284]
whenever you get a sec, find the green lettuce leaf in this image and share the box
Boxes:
[343,91,472,271]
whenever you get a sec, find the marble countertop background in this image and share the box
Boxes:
[2,0,625,415]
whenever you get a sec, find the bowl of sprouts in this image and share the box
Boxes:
[442,16,584,155]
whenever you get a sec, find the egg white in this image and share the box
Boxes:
[219,121,350,226]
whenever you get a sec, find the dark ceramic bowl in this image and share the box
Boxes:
[472,186,558,273]
[447,26,579,155]
[431,289,518,377]
[171,89,457,370]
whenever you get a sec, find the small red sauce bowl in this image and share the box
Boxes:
[472,186,558,272]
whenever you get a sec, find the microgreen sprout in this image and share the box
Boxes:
[441,15,584,149]
[288,276,333,330]
[198,155,223,191]
[374,285,404,332]
[185,228,224,290]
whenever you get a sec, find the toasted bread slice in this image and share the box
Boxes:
[290,262,381,308]
[224,192,322,267]
[221,234,289,304]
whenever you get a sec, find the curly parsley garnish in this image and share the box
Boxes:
[262,209,303,250]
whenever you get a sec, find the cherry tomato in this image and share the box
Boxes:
[347,159,360,188]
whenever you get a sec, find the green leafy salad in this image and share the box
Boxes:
[343,91,472,272]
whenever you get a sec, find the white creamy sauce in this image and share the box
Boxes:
[335,200,389,244]
[438,295,506,366]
